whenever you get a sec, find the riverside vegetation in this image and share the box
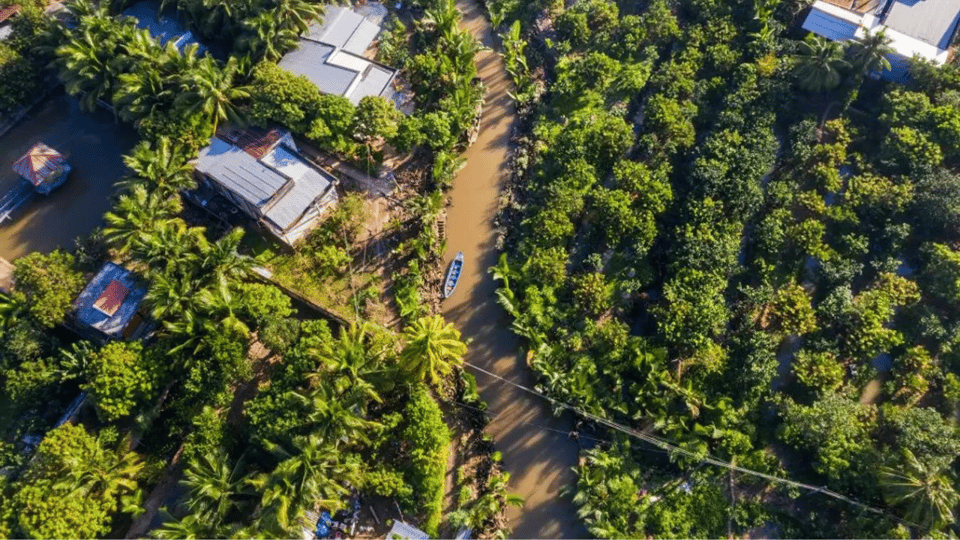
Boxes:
[487,0,960,537]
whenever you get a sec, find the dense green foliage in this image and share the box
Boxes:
[0,424,144,538]
[493,0,960,536]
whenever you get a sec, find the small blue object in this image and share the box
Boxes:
[321,512,333,526]
[316,520,330,538]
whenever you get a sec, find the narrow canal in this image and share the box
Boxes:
[443,1,589,537]
[0,90,138,260]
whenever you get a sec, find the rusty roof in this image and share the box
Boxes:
[92,280,129,317]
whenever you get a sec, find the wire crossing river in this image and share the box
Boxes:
[442,1,589,537]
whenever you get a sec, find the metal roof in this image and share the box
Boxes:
[385,521,429,540]
[196,132,336,231]
[12,142,66,186]
[278,42,356,97]
[280,5,398,105]
[802,7,859,41]
[74,263,146,338]
[883,0,960,49]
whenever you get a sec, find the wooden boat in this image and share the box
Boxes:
[444,252,464,299]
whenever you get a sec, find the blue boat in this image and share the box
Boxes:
[444,251,464,298]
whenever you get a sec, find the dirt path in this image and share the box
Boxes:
[442,2,588,537]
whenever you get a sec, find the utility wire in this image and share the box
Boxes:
[463,361,917,528]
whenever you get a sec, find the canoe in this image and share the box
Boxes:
[444,252,464,298]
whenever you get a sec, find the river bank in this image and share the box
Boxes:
[442,1,588,537]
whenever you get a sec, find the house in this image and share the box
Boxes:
[802,0,960,78]
[195,127,339,246]
[122,1,205,53]
[278,5,398,105]
[72,262,148,342]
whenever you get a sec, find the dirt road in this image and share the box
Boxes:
[442,2,589,537]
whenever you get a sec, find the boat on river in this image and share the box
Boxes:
[444,252,464,298]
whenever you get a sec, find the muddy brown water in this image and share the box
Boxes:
[0,90,138,261]
[443,2,589,537]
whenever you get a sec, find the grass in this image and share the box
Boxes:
[241,232,381,324]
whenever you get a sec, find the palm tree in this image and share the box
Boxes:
[288,381,381,447]
[175,56,250,134]
[236,11,299,62]
[399,314,468,386]
[793,34,849,92]
[198,227,251,283]
[104,185,182,254]
[56,26,125,112]
[65,434,144,505]
[272,0,324,35]
[151,512,211,539]
[848,28,893,75]
[196,273,251,338]
[881,449,960,531]
[180,448,251,527]
[122,137,196,195]
[252,435,360,533]
[133,219,205,277]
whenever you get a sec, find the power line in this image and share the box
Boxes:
[463,360,916,528]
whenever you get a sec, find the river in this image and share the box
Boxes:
[0,90,138,261]
[443,2,589,537]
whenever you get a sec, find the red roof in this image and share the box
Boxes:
[92,280,129,317]
[12,142,66,186]
[0,5,20,24]
[219,127,282,160]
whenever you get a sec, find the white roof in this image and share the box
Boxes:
[802,0,952,65]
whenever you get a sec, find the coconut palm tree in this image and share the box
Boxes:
[288,381,381,447]
[272,0,324,35]
[180,448,252,526]
[133,219,205,277]
[252,435,360,533]
[793,34,849,92]
[881,449,960,531]
[199,227,251,283]
[65,434,144,505]
[122,137,196,195]
[236,11,299,62]
[104,185,182,255]
[175,56,250,134]
[848,28,893,75]
[56,26,125,112]
[399,314,468,386]
[151,512,212,539]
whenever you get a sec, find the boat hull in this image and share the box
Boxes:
[34,164,71,195]
[444,252,464,299]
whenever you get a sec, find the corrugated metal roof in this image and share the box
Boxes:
[196,132,336,231]
[344,18,381,55]
[74,263,146,338]
[348,64,396,104]
[802,7,859,41]
[883,0,960,49]
[280,6,397,104]
[278,42,356,97]
[385,521,430,540]
[259,145,334,229]
[197,137,286,208]
[309,6,367,49]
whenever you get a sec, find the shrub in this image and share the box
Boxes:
[401,389,450,536]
